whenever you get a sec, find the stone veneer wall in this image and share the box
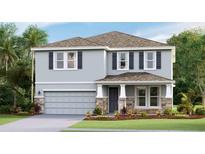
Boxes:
[34,97,44,113]
[96,97,108,114]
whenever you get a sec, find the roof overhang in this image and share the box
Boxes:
[95,80,175,85]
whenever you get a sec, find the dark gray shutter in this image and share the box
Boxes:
[78,51,82,69]
[139,51,144,69]
[129,52,134,69]
[156,51,161,69]
[48,52,53,70]
[112,52,117,70]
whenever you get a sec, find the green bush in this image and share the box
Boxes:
[163,108,172,116]
[140,112,147,117]
[120,106,127,115]
[195,107,205,115]
[177,103,193,114]
[93,107,102,115]
[0,105,12,114]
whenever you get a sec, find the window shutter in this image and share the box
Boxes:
[78,51,82,69]
[156,51,161,69]
[139,51,144,69]
[48,52,53,70]
[129,52,134,69]
[112,52,117,70]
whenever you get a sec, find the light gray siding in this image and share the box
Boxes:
[107,51,172,79]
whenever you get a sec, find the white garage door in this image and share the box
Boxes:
[44,91,96,114]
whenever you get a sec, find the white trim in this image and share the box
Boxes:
[35,82,95,84]
[117,52,129,70]
[96,80,175,84]
[144,51,156,70]
[96,84,103,98]
[53,51,78,70]
[119,84,126,98]
[43,89,96,92]
[32,46,175,51]
[34,96,44,98]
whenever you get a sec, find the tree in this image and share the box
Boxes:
[22,25,48,104]
[167,29,205,105]
[0,23,18,72]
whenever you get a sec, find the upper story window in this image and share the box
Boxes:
[144,51,156,70]
[54,51,77,70]
[117,52,129,70]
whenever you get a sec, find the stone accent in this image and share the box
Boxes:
[126,97,135,112]
[161,97,172,111]
[96,97,108,114]
[34,96,44,113]
[118,98,126,112]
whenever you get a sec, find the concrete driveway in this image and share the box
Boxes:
[0,114,83,132]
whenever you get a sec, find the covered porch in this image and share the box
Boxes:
[95,72,175,114]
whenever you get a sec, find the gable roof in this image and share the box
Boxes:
[96,72,173,82]
[39,31,167,48]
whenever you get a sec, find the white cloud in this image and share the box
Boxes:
[134,22,205,43]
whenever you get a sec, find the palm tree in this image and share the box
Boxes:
[23,25,48,104]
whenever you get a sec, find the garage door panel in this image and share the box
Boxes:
[45,97,95,103]
[45,102,95,108]
[44,91,96,114]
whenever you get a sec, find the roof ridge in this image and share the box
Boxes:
[113,31,167,45]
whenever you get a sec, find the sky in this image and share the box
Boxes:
[15,22,205,43]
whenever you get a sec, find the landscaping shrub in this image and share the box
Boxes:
[156,111,161,117]
[140,112,147,117]
[177,103,193,114]
[93,106,102,115]
[85,111,92,118]
[34,103,41,114]
[163,108,172,116]
[0,105,12,114]
[195,107,205,115]
[114,111,120,119]
[121,106,127,115]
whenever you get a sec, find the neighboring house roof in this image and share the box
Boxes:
[39,31,167,48]
[96,72,173,82]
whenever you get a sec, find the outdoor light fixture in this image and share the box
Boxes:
[38,91,41,95]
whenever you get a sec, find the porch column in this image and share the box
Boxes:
[96,84,103,98]
[165,84,172,98]
[119,84,126,98]
[119,84,126,111]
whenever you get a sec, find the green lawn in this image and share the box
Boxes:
[0,115,28,125]
[71,118,205,131]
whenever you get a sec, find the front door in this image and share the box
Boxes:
[109,87,118,113]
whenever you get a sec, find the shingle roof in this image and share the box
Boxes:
[39,31,167,48]
[96,72,172,82]
[86,31,167,48]
[39,37,100,48]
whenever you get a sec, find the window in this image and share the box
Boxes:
[54,51,77,70]
[117,52,129,70]
[136,87,147,107]
[67,52,77,69]
[144,51,156,70]
[56,52,64,69]
[150,87,159,106]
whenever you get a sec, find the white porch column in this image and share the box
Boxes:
[119,84,126,98]
[96,84,103,98]
[165,84,172,98]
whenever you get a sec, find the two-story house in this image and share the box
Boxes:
[32,31,175,115]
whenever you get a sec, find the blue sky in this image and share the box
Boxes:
[15,22,205,43]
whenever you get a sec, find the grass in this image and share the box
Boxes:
[0,114,28,125]
[70,118,205,131]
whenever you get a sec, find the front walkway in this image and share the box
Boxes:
[0,114,83,132]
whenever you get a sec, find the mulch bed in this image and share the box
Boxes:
[84,114,205,121]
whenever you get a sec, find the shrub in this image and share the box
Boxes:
[34,103,41,114]
[195,107,205,115]
[156,111,161,117]
[177,103,193,114]
[85,111,92,118]
[0,105,11,114]
[140,112,147,117]
[93,106,102,115]
[114,111,120,119]
[121,106,127,115]
[163,108,172,116]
